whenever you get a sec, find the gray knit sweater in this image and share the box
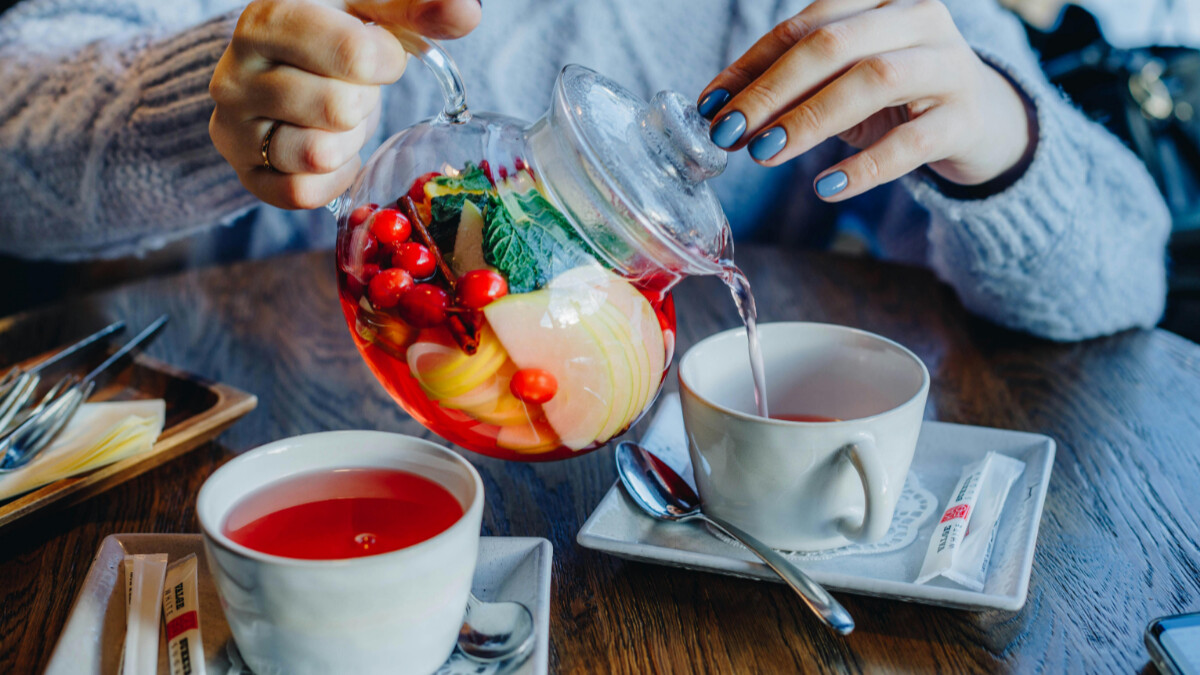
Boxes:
[0,0,1171,341]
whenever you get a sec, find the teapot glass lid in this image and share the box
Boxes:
[533,65,731,275]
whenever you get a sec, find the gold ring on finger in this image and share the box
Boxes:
[260,120,283,173]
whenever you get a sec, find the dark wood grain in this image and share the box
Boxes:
[1,246,1198,674]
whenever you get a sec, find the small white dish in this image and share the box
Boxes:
[578,400,1054,612]
[46,534,552,675]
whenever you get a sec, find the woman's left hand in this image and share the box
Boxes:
[697,0,1034,201]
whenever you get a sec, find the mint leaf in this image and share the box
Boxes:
[431,162,491,193]
[431,193,487,228]
[482,192,605,293]
[429,193,488,255]
[482,196,541,293]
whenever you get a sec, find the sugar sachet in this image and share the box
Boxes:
[915,451,1025,591]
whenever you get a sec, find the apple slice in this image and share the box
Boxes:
[451,200,491,277]
[585,304,641,443]
[496,421,560,455]
[407,326,508,400]
[483,286,616,450]
[437,361,514,410]
[547,266,667,431]
[469,389,533,426]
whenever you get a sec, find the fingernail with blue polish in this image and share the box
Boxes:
[815,171,848,198]
[697,89,731,120]
[710,111,746,149]
[748,127,787,162]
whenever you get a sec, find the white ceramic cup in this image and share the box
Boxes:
[197,431,484,675]
[679,322,929,551]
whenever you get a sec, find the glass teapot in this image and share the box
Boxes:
[334,34,731,461]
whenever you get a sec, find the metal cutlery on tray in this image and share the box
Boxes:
[0,316,168,472]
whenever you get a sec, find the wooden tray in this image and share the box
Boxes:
[0,354,256,529]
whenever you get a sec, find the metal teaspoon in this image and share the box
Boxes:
[614,441,855,635]
[457,592,535,663]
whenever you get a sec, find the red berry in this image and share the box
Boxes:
[408,172,441,203]
[348,203,377,228]
[367,268,414,309]
[393,242,437,279]
[370,209,411,248]
[399,284,449,327]
[514,157,527,172]
[346,263,382,299]
[479,159,494,184]
[456,270,508,309]
[361,234,379,263]
[510,369,557,404]
[498,165,509,180]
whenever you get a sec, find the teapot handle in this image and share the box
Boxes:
[325,25,471,216]
[383,27,470,124]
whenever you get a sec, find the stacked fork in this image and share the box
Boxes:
[0,317,167,474]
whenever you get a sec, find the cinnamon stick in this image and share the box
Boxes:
[400,196,456,292]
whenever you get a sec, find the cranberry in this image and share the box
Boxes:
[514,157,527,172]
[348,203,377,229]
[456,270,508,309]
[370,209,411,248]
[399,284,450,327]
[344,263,380,299]
[367,268,414,309]
[479,159,494,185]
[408,172,441,203]
[510,369,557,404]
[393,242,437,279]
[361,234,379,263]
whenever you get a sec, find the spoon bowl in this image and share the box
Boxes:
[615,441,855,635]
[458,592,535,663]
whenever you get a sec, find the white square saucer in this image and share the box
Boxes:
[577,396,1054,612]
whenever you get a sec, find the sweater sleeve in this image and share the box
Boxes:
[900,0,1171,341]
[0,0,255,261]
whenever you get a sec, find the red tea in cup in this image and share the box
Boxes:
[222,468,463,560]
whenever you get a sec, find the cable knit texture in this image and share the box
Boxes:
[0,0,1171,341]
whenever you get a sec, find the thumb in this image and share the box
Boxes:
[346,0,482,39]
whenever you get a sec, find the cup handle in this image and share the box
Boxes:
[835,432,890,544]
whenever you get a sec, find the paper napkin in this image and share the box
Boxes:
[0,400,166,501]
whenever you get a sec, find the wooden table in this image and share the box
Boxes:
[1,246,1198,673]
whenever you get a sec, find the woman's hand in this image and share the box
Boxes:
[209,0,481,209]
[697,0,1034,201]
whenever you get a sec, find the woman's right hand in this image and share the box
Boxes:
[209,0,481,209]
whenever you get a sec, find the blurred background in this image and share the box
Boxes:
[3,0,1200,343]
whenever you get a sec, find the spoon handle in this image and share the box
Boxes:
[701,514,855,635]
